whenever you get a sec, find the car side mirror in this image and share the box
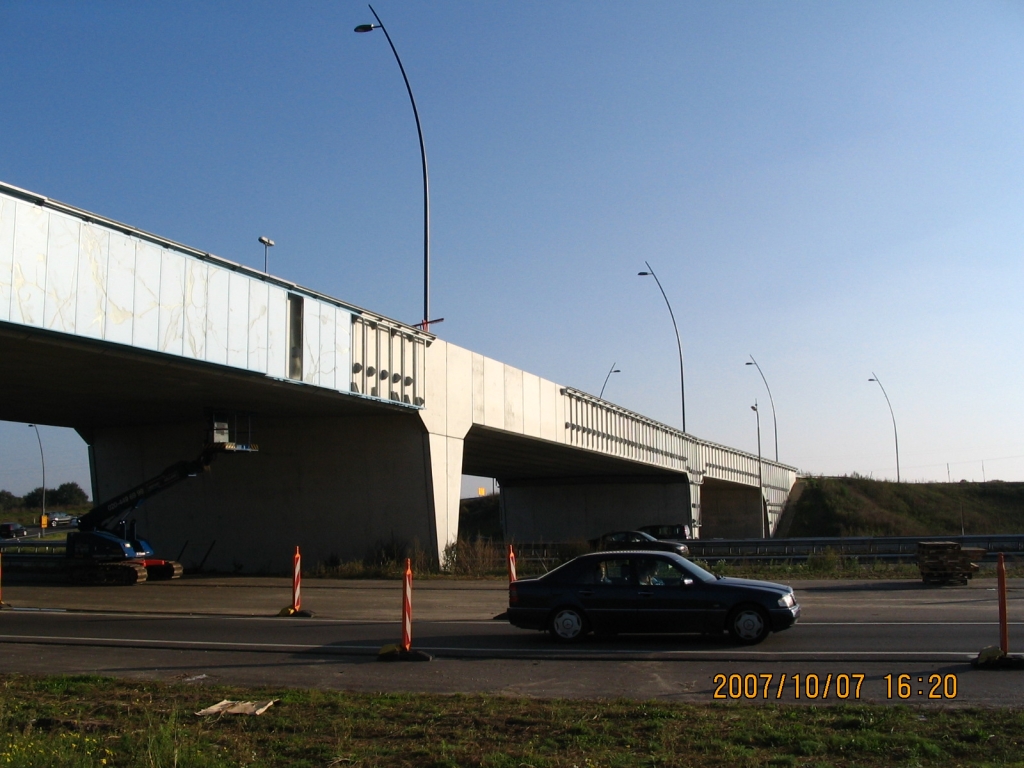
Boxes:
[683,578,694,586]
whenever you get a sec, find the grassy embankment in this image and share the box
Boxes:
[785,477,1024,538]
[2,675,1023,767]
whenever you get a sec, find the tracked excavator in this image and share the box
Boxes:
[6,419,257,585]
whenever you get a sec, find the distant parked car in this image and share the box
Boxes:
[507,550,800,644]
[638,523,691,541]
[590,530,689,557]
[0,522,29,539]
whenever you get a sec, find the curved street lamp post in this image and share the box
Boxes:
[28,424,46,519]
[638,262,685,432]
[599,363,621,400]
[745,356,778,462]
[355,6,436,331]
[868,372,900,483]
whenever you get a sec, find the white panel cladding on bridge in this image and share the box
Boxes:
[0,190,361,395]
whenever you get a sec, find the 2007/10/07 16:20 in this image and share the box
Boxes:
[712,673,959,701]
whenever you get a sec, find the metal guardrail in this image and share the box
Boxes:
[507,535,1024,567]
[686,535,1024,563]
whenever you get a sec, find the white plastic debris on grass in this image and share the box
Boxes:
[195,699,277,716]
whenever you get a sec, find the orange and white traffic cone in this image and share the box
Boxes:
[378,557,431,661]
[293,546,302,612]
[401,557,413,652]
[0,551,7,609]
[279,546,312,617]
[507,544,517,584]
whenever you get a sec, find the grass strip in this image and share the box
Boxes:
[1,674,1023,767]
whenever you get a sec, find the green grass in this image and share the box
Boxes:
[787,477,1024,537]
[3,675,1024,767]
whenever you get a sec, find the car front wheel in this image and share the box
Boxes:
[728,605,770,645]
[549,607,589,643]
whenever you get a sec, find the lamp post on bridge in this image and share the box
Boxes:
[745,355,778,462]
[868,372,900,483]
[599,363,620,400]
[355,6,438,332]
[751,402,764,539]
[258,236,274,274]
[638,262,685,433]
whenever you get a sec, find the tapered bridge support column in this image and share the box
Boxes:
[424,433,464,565]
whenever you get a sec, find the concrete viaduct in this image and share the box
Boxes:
[0,181,797,572]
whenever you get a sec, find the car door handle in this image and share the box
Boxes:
[638,591,654,597]
[578,590,594,597]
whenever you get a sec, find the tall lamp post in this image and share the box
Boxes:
[28,424,45,520]
[745,355,778,462]
[258,236,274,274]
[356,6,437,331]
[868,372,900,483]
[638,261,685,432]
[751,402,764,538]
[599,363,621,399]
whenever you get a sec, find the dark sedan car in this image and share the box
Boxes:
[638,523,691,541]
[507,551,799,644]
[0,522,29,539]
[591,530,689,557]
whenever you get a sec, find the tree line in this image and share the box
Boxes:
[0,482,90,511]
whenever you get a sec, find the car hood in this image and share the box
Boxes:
[715,576,792,595]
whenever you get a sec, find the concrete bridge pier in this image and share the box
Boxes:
[498,476,692,543]
[699,477,768,539]
[87,414,450,574]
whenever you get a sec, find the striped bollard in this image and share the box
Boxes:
[401,557,413,652]
[507,544,517,584]
[292,546,302,613]
[998,553,1009,654]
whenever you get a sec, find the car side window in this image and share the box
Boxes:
[635,557,687,587]
[575,558,632,585]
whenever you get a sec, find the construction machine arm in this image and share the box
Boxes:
[77,446,219,533]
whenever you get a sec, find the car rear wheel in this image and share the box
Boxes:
[728,605,770,645]
[548,607,589,642]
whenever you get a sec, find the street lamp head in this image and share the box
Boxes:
[354,23,377,33]
[745,361,754,366]
[258,237,275,247]
[612,369,621,374]
[868,378,877,382]
[637,271,650,276]
[751,404,758,412]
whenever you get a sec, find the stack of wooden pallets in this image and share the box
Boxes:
[917,541,984,585]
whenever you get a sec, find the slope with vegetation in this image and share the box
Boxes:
[785,476,1024,537]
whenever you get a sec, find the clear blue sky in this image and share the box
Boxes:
[2,1,1023,498]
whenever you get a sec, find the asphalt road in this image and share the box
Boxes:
[2,576,1023,705]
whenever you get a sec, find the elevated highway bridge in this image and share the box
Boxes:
[0,181,796,571]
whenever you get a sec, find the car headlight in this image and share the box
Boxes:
[777,593,795,608]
